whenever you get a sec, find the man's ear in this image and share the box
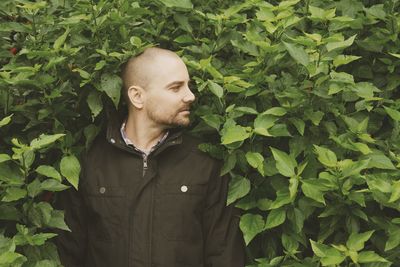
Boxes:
[127,85,144,109]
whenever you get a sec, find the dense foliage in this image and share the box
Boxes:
[1,0,399,266]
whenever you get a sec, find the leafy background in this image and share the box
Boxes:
[1,0,400,266]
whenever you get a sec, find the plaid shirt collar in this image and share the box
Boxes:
[120,121,169,156]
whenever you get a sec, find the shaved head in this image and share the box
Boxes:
[121,47,182,102]
[119,46,195,127]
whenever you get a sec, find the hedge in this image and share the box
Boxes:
[0,0,399,266]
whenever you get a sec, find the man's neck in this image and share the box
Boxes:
[124,115,167,152]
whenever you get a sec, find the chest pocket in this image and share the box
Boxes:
[155,183,207,241]
[85,186,127,241]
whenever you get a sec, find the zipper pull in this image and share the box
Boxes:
[142,154,148,176]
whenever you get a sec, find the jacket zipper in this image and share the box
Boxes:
[142,154,148,177]
[108,136,181,267]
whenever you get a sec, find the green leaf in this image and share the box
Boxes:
[305,110,324,125]
[330,71,354,84]
[326,35,357,52]
[254,114,278,136]
[289,176,299,199]
[95,60,107,71]
[383,106,400,121]
[0,204,21,220]
[72,68,91,80]
[270,147,297,177]
[321,253,346,266]
[367,175,392,193]
[208,80,224,98]
[41,179,69,192]
[240,213,265,245]
[310,240,330,257]
[333,55,361,67]
[99,73,122,108]
[265,207,286,229]
[235,106,258,115]
[346,231,374,251]
[158,0,193,9]
[0,114,13,128]
[389,53,400,59]
[341,159,370,178]
[358,251,388,263]
[367,153,396,170]
[283,41,309,67]
[174,14,193,33]
[246,152,264,169]
[289,118,305,135]
[60,155,81,189]
[282,233,299,253]
[221,125,250,145]
[53,28,70,50]
[263,107,287,116]
[28,202,53,226]
[27,179,42,198]
[30,134,65,150]
[36,165,61,181]
[309,6,336,20]
[0,154,11,164]
[220,152,236,176]
[47,210,70,231]
[301,181,325,204]
[87,90,103,119]
[365,4,386,19]
[0,251,26,265]
[130,36,142,47]
[227,175,250,205]
[31,233,57,246]
[2,187,27,202]
[201,114,223,130]
[310,240,346,266]
[270,191,292,209]
[385,226,400,251]
[313,145,337,168]
[389,181,400,203]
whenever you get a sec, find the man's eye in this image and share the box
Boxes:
[170,87,180,91]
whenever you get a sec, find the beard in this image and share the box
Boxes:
[147,106,191,128]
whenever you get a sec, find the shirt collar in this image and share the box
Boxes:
[120,121,169,155]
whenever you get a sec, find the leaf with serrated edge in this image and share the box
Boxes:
[346,231,374,252]
[265,208,286,229]
[270,147,296,177]
[240,214,265,245]
[227,175,250,205]
[60,155,80,189]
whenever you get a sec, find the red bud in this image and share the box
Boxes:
[9,47,18,55]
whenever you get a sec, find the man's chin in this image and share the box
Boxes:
[171,117,191,127]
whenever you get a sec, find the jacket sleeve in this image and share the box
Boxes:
[202,162,245,267]
[55,173,88,267]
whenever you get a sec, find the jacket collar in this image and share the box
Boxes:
[105,113,183,155]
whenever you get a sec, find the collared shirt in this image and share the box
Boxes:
[120,121,169,156]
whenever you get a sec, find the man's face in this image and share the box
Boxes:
[143,55,195,128]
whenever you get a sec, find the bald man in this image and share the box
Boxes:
[56,48,245,267]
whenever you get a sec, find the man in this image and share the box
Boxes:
[56,47,245,267]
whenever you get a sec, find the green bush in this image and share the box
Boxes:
[1,0,399,266]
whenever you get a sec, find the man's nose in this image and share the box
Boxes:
[183,87,196,103]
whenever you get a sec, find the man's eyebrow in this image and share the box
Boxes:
[166,81,186,87]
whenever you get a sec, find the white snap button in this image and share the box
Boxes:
[99,187,106,194]
[180,185,188,192]
[110,138,116,144]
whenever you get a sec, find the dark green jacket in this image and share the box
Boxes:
[56,118,245,267]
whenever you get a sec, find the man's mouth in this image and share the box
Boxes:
[179,107,191,112]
